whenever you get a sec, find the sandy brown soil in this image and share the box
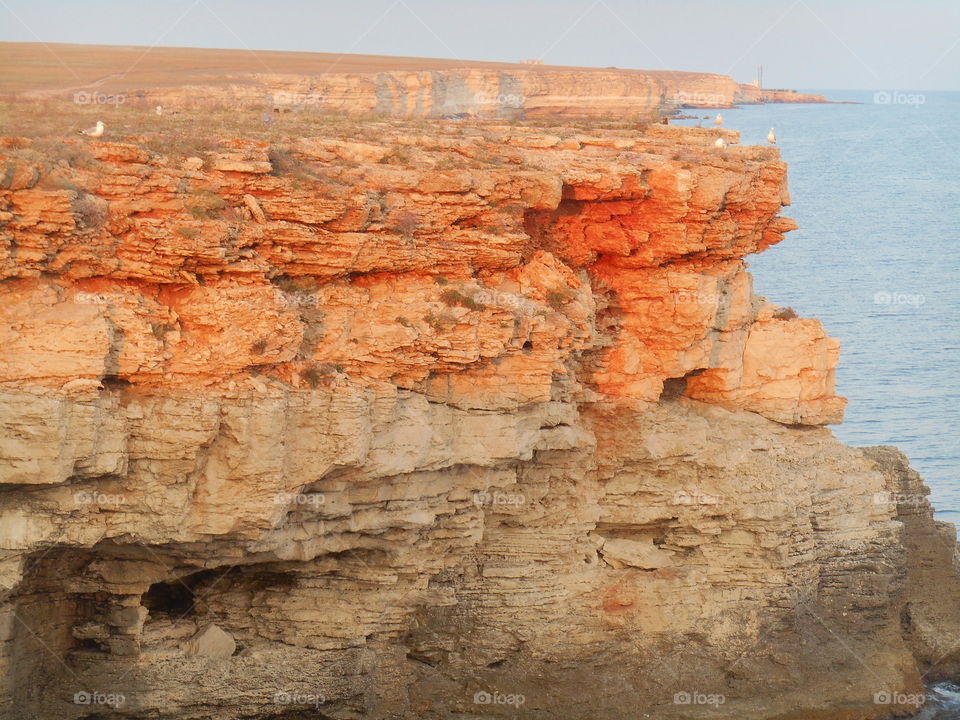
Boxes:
[0,41,724,95]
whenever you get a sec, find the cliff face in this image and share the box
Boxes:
[121,69,743,118]
[131,71,829,118]
[0,120,955,720]
[1,42,825,119]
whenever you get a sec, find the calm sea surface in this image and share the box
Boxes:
[678,90,960,521]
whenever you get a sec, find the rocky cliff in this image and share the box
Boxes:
[2,42,827,119]
[109,70,826,118]
[0,117,956,720]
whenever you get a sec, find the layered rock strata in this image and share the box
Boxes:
[1,42,827,119]
[130,71,826,118]
[0,119,952,720]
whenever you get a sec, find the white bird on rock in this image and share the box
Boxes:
[767,127,777,144]
[155,105,163,116]
[714,113,724,126]
[80,120,104,138]
[714,137,727,149]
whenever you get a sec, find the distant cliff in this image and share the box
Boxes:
[1,42,828,119]
[135,70,827,118]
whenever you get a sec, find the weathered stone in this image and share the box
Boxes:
[181,624,236,659]
[242,193,266,223]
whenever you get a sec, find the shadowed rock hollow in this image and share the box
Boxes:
[1,117,958,720]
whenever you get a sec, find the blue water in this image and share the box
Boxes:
[677,90,960,521]
[913,681,960,719]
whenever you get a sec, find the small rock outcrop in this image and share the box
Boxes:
[181,624,236,659]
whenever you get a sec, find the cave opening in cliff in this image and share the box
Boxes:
[141,568,225,617]
[101,374,131,391]
[659,369,705,401]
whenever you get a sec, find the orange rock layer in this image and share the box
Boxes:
[0,122,845,425]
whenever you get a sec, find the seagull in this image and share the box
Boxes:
[80,120,104,138]
[713,113,724,126]
[155,105,163,116]
[714,137,727,149]
[766,127,777,144]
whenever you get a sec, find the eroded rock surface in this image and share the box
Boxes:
[0,121,953,719]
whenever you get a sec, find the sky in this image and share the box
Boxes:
[0,0,957,90]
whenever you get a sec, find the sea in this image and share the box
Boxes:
[677,90,960,719]
[676,90,960,521]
